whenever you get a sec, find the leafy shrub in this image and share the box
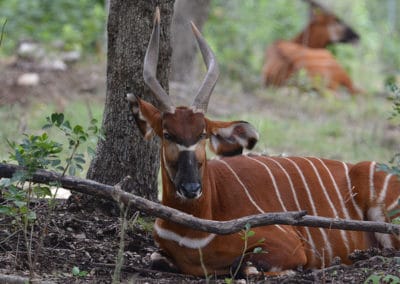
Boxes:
[378,84,400,177]
[0,112,103,276]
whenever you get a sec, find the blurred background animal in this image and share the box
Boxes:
[262,0,361,94]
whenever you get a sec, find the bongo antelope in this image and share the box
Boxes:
[127,8,398,276]
[295,0,359,48]
[262,1,361,94]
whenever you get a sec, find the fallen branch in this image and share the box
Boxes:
[1,163,400,235]
[0,273,55,284]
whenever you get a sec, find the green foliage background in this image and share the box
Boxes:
[203,0,400,91]
[1,0,399,90]
[204,0,307,89]
[0,0,105,52]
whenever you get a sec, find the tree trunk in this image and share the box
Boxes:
[170,0,211,83]
[73,0,174,214]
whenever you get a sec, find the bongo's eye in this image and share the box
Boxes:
[199,133,207,140]
[163,132,172,140]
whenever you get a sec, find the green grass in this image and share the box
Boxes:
[0,80,397,176]
[218,88,397,164]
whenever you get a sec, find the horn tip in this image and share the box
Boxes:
[190,21,201,36]
[154,7,161,24]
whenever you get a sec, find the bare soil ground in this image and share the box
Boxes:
[1,200,400,283]
[1,60,400,283]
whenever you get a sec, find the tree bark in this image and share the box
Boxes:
[170,0,211,82]
[2,163,400,236]
[77,0,174,214]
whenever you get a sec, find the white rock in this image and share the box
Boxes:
[17,73,40,86]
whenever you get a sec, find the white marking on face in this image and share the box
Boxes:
[176,143,198,152]
[154,222,216,249]
[367,206,393,248]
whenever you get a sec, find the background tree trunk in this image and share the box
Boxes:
[73,0,174,214]
[170,0,211,83]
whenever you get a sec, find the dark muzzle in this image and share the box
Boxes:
[174,151,202,199]
[179,182,201,199]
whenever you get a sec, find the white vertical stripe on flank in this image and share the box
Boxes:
[216,159,286,233]
[283,157,333,261]
[317,159,358,249]
[217,159,264,213]
[316,159,351,219]
[367,206,393,248]
[300,158,337,216]
[246,156,288,211]
[300,158,350,254]
[265,158,302,210]
[377,174,393,204]
[265,157,317,264]
[369,162,377,201]
[342,162,364,219]
[388,198,399,211]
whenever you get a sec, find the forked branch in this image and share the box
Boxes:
[1,163,400,236]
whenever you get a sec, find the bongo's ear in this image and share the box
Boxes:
[127,94,163,140]
[205,118,259,156]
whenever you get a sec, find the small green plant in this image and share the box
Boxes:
[112,203,129,284]
[378,84,400,175]
[72,266,89,277]
[364,273,400,284]
[198,247,212,284]
[133,216,155,233]
[0,112,103,279]
[224,223,266,283]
